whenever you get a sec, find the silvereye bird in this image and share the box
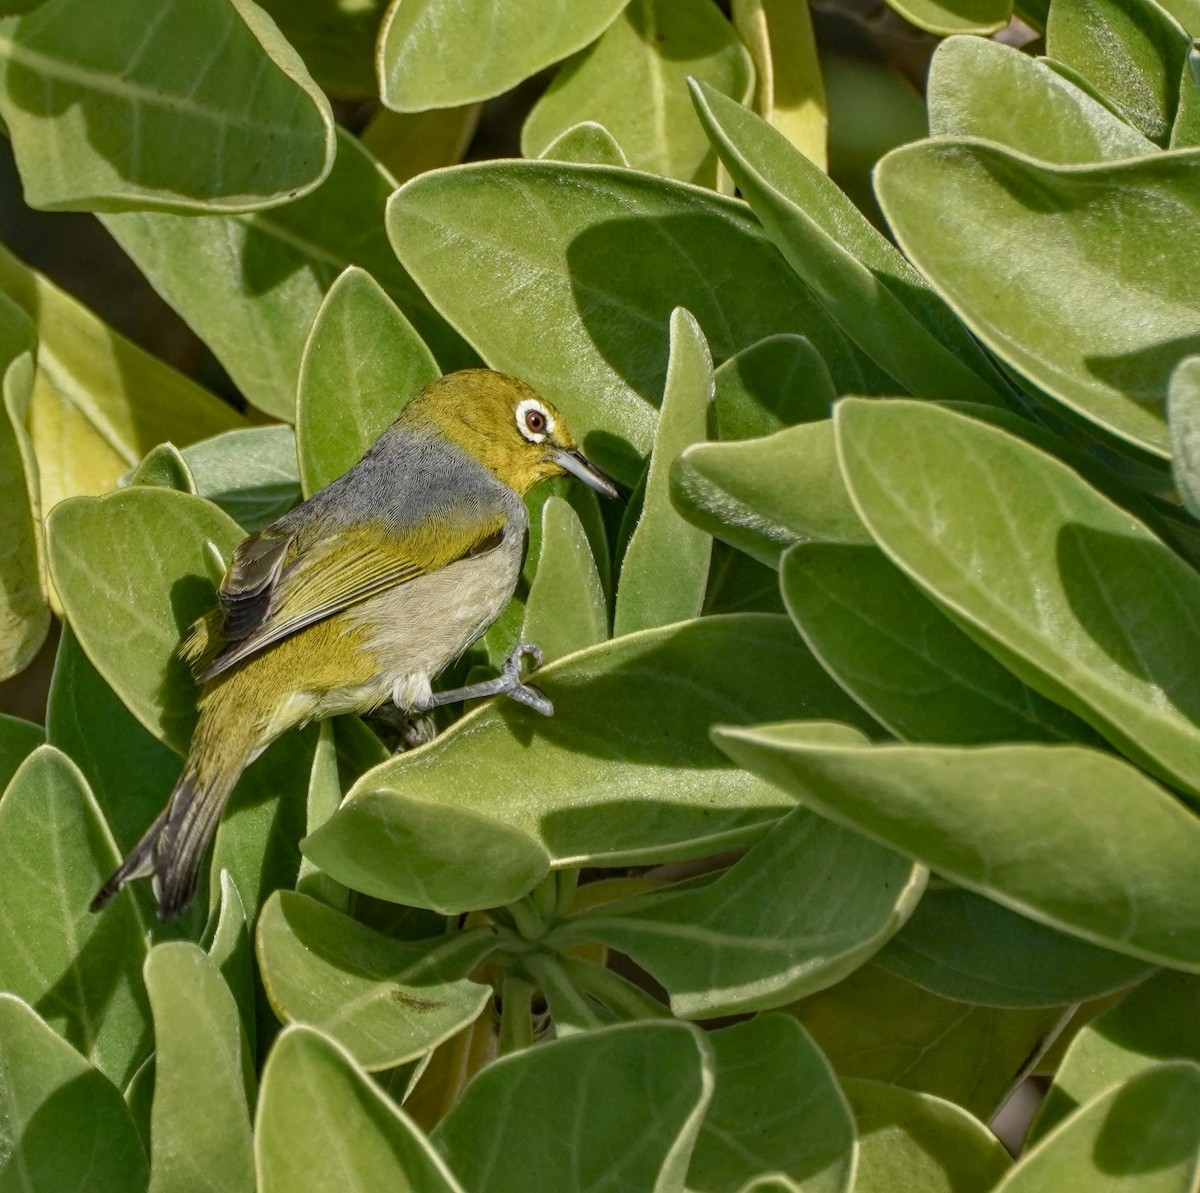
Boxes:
[92,369,619,920]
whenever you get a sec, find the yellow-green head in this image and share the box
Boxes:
[398,369,620,499]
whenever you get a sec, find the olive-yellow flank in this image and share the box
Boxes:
[93,369,620,920]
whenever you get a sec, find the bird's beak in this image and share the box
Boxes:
[550,448,623,502]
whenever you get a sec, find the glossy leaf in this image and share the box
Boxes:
[0,994,147,1192]
[790,963,1069,1121]
[835,398,1200,797]
[1047,0,1191,142]
[875,145,1200,457]
[689,1016,854,1193]
[0,0,334,212]
[144,942,254,1193]
[844,1079,1011,1193]
[387,159,890,484]
[362,104,483,184]
[731,0,827,170]
[556,801,925,1017]
[692,82,1006,408]
[998,1063,1200,1192]
[1169,356,1200,518]
[713,333,835,440]
[0,747,150,1088]
[614,307,713,635]
[1032,971,1200,1140]
[928,36,1157,161]
[309,616,880,911]
[538,120,629,166]
[522,496,608,663]
[671,422,871,569]
[0,241,242,518]
[48,487,244,754]
[522,0,753,188]
[432,1021,712,1193]
[378,0,629,111]
[715,724,1200,972]
[257,1025,465,1193]
[103,130,470,421]
[0,291,46,679]
[297,266,439,497]
[780,543,1097,745]
[0,711,41,791]
[181,425,302,533]
[876,885,1153,1009]
[256,892,493,1070]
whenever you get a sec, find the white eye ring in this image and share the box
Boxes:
[516,397,554,444]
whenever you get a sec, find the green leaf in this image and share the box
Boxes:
[256,892,493,1070]
[46,624,179,857]
[0,993,148,1192]
[0,292,46,679]
[1032,971,1200,1140]
[1172,44,1200,145]
[0,710,41,791]
[378,0,630,111]
[362,104,483,184]
[310,616,881,911]
[0,747,150,1088]
[127,443,196,494]
[731,0,828,171]
[692,83,1007,410]
[876,885,1153,1009]
[1169,356,1200,518]
[713,333,835,440]
[874,144,1200,458]
[844,1079,1011,1193]
[254,0,388,99]
[555,802,925,1017]
[1047,0,1191,143]
[671,422,871,569]
[297,266,439,497]
[103,130,471,422]
[537,120,629,167]
[296,721,348,907]
[181,425,301,533]
[714,725,1200,972]
[834,398,1200,799]
[780,543,1098,745]
[0,240,243,519]
[207,870,257,1060]
[522,496,608,663]
[257,1025,466,1192]
[885,0,1009,33]
[386,159,891,485]
[927,36,1158,160]
[790,963,1069,1120]
[998,1063,1200,1192]
[522,0,753,188]
[0,0,334,213]
[47,487,244,755]
[144,942,254,1193]
[690,1016,854,1193]
[432,1021,713,1193]
[614,307,713,635]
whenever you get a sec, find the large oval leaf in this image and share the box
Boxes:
[834,398,1200,798]
[874,142,1200,457]
[715,725,1200,971]
[386,159,890,484]
[0,0,334,212]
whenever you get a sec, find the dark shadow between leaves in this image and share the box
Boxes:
[1084,333,1200,408]
[1055,523,1200,727]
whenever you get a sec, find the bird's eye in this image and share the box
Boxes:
[525,409,546,434]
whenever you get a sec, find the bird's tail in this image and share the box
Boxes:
[91,762,246,921]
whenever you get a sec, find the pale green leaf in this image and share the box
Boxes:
[181,425,301,533]
[1169,355,1200,518]
[537,120,629,166]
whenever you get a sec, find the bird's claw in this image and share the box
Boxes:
[502,642,554,716]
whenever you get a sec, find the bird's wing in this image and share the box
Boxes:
[199,512,508,681]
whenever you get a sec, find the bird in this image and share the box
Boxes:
[92,369,620,920]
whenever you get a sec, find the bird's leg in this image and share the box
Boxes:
[413,643,554,717]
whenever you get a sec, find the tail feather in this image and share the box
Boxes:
[91,767,241,920]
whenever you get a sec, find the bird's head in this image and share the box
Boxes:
[400,369,621,500]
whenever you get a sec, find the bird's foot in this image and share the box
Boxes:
[499,642,554,717]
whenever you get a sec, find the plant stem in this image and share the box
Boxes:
[556,954,671,1021]
[524,951,605,1032]
[498,971,536,1054]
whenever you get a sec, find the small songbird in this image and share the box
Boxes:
[92,369,620,920]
